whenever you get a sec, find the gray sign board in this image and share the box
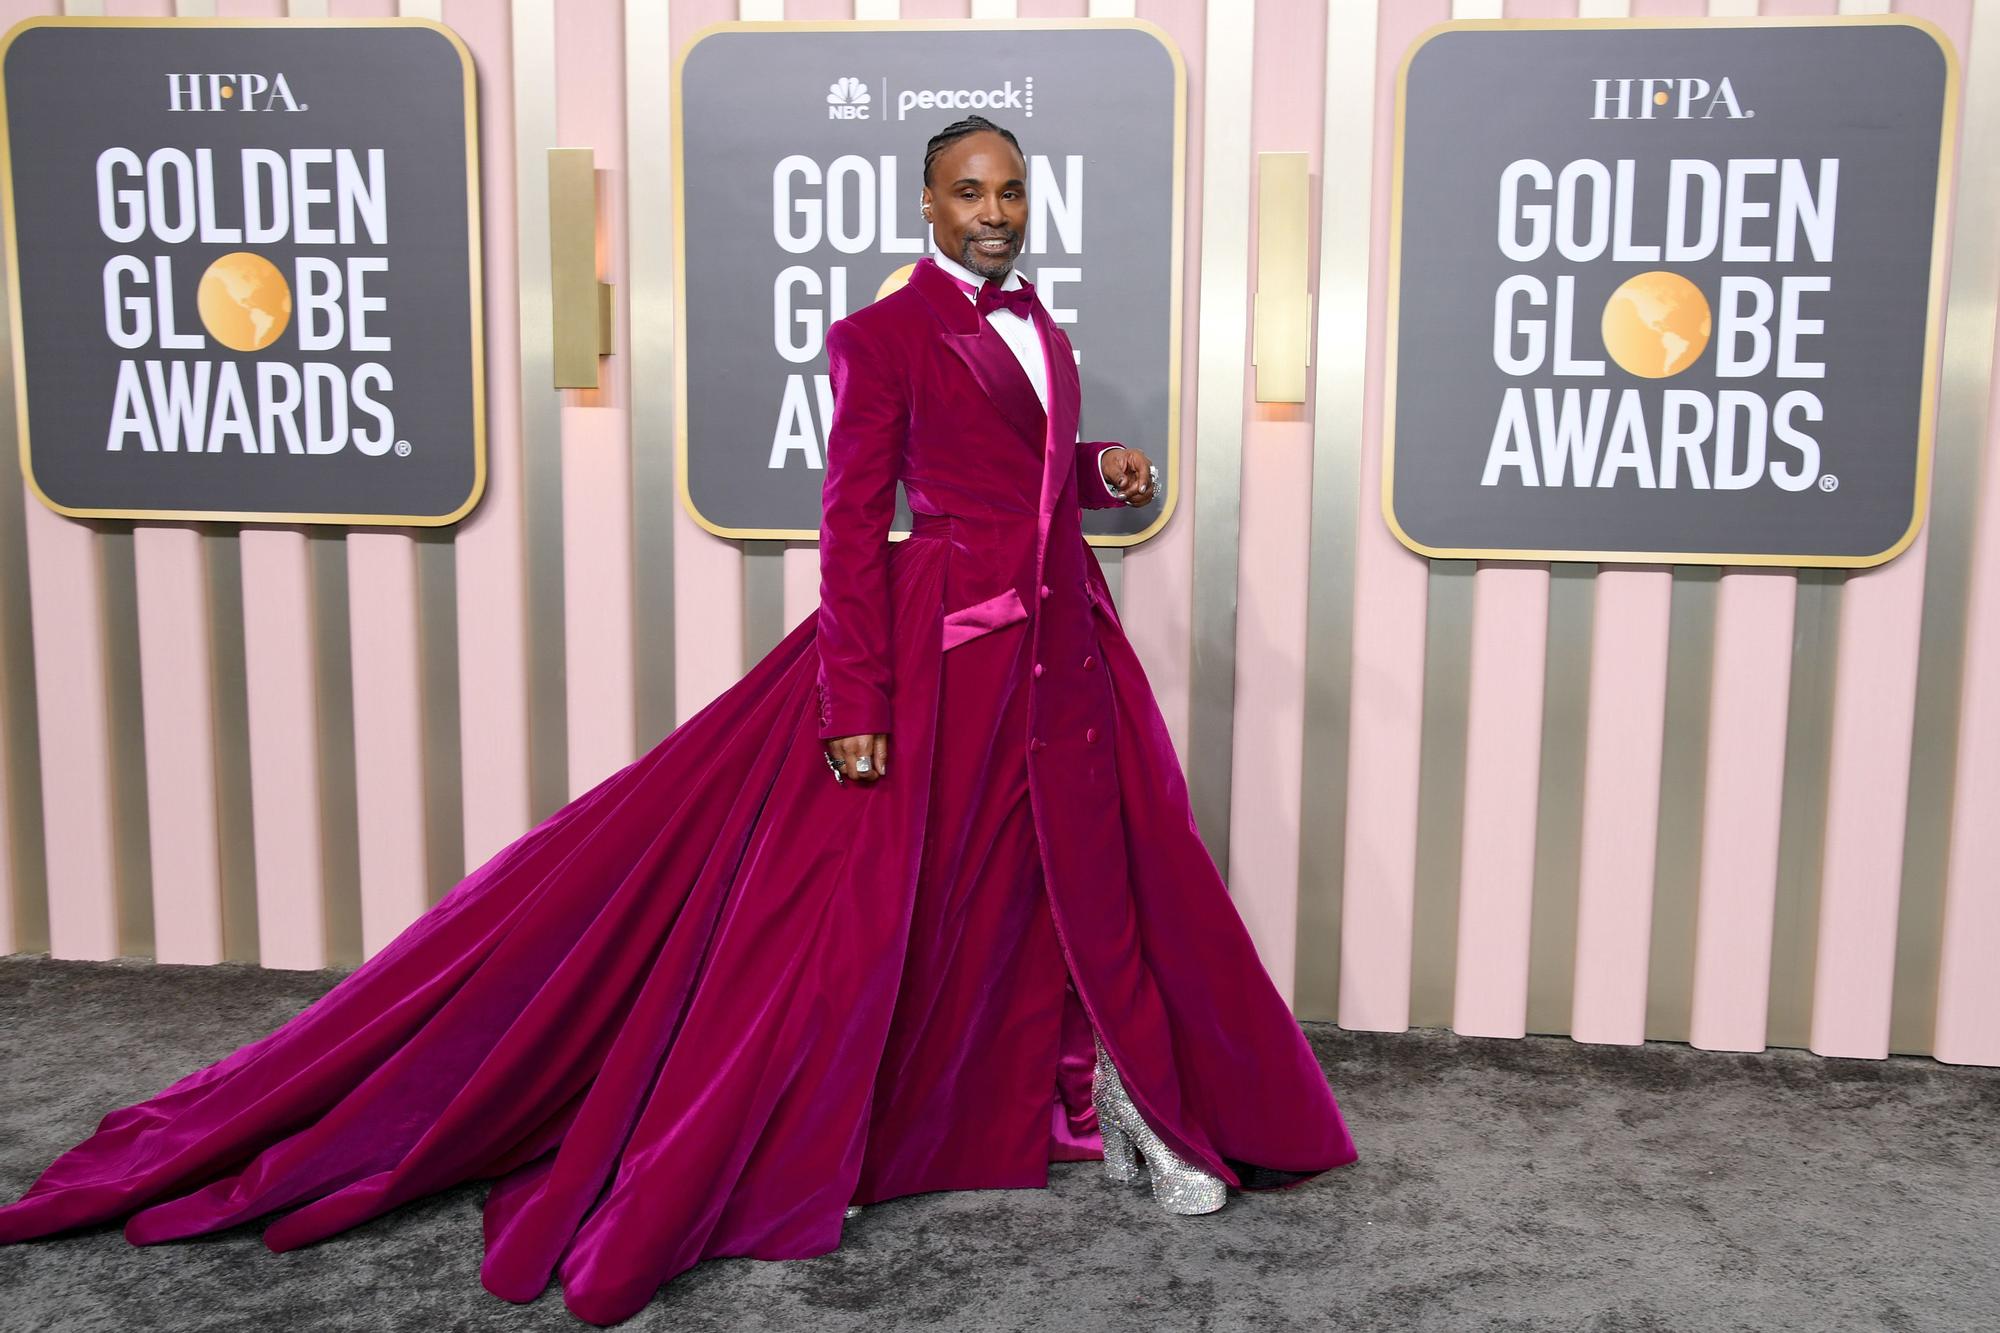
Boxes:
[2,17,485,526]
[1387,18,1955,567]
[674,20,1185,543]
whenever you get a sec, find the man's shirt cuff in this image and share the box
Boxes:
[1096,444,1123,499]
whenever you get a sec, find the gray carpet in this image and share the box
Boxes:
[1,955,1994,1332]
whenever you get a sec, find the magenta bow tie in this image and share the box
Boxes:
[974,279,1036,318]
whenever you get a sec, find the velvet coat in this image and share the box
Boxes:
[813,255,1356,1186]
[0,255,1356,1328]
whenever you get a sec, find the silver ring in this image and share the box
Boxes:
[854,755,873,773]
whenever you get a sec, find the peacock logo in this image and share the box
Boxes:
[827,76,871,121]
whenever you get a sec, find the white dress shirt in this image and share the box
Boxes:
[931,243,1123,500]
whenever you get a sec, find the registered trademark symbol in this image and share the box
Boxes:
[395,439,412,457]
[1819,474,1839,492]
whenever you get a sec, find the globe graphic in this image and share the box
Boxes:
[197,252,292,353]
[875,262,918,303]
[1600,271,1711,379]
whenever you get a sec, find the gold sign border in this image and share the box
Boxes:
[0,15,488,529]
[670,18,1189,548]
[1382,14,1962,570]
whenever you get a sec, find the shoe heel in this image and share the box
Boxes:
[1092,1031,1227,1216]
[1097,1109,1143,1183]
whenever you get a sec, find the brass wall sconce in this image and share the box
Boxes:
[1253,151,1311,404]
[549,146,615,389]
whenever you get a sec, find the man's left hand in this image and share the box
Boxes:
[1100,447,1158,506]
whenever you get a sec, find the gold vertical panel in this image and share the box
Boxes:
[1524,561,1595,1036]
[0,117,46,950]
[181,0,244,967]
[1645,566,1720,1043]
[549,146,607,390]
[1892,0,2000,1056]
[1097,546,1122,607]
[58,0,146,958]
[513,0,571,820]
[626,0,678,743]
[1252,151,1309,404]
[417,533,465,903]
[97,522,154,958]
[399,0,462,903]
[1408,559,1475,1029]
[743,541,787,663]
[309,529,362,969]
[1765,569,1843,1050]
[0,243,46,954]
[735,1,786,665]
[1187,0,1256,873]
[201,527,260,964]
[1292,0,1377,1023]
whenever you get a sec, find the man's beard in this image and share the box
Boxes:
[958,231,1019,280]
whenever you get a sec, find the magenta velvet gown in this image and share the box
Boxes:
[0,257,1358,1326]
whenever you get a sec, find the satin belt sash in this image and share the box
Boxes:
[910,513,1031,651]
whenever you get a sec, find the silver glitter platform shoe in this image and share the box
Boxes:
[1090,1031,1227,1216]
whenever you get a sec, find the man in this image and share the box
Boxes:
[818,114,1155,789]
[814,115,1358,1217]
[0,115,1354,1328]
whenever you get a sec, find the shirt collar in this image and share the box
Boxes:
[929,239,1023,298]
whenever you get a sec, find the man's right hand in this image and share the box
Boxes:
[824,733,890,784]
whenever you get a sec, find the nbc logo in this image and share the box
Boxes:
[828,76,871,121]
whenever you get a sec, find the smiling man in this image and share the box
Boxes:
[0,113,1357,1329]
[917,116,1146,509]
[815,112,1357,1229]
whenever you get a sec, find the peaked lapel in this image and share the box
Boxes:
[907,257,1048,449]
[1031,302,1080,462]
[1030,298,1080,526]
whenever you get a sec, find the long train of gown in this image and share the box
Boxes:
[0,532,1356,1325]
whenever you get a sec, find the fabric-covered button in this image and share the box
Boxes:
[1033,662,1045,677]
[1030,736,1047,751]
[1082,655,1095,670]
[1039,583,1052,599]
[1086,727,1098,743]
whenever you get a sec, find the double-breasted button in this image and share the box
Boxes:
[1033,662,1045,677]
[1086,727,1098,743]
[1082,655,1096,670]
[1039,583,1051,599]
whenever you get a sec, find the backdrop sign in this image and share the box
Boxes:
[674,20,1185,542]
[1386,18,1957,567]
[1,17,485,526]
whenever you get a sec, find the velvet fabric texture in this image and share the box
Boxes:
[0,256,1357,1325]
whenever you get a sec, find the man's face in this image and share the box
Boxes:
[923,131,1029,282]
